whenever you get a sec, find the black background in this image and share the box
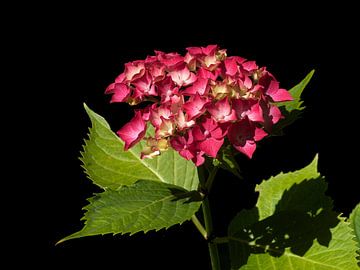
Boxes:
[15,3,359,269]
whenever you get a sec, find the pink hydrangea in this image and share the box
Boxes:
[106,45,293,166]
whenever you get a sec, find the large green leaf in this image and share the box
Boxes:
[81,104,199,191]
[58,180,202,243]
[349,203,360,266]
[228,155,359,269]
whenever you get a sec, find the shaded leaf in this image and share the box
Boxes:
[228,155,359,269]
[255,155,320,219]
[217,145,242,179]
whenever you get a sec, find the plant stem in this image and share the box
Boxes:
[202,197,221,270]
[205,166,219,192]
[191,215,207,240]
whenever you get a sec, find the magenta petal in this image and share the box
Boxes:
[124,61,145,82]
[254,127,267,141]
[247,102,264,123]
[198,137,223,158]
[192,125,206,141]
[182,94,209,120]
[269,105,282,124]
[192,152,205,166]
[117,111,147,151]
[186,46,203,55]
[180,149,195,160]
[182,78,209,95]
[233,141,256,158]
[202,44,218,55]
[242,61,258,71]
[224,58,238,76]
[271,88,293,102]
[110,83,130,103]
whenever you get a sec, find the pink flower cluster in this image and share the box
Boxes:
[106,45,292,166]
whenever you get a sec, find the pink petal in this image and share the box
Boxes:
[233,140,257,158]
[156,51,184,68]
[243,76,253,89]
[124,60,145,82]
[114,73,126,84]
[207,97,237,122]
[180,149,195,160]
[117,111,147,151]
[197,67,218,80]
[170,136,187,152]
[247,102,264,123]
[109,83,130,103]
[132,72,157,96]
[192,125,206,141]
[265,80,293,102]
[233,99,264,122]
[227,118,266,156]
[242,61,258,71]
[186,46,203,56]
[224,57,238,77]
[198,137,223,158]
[182,94,209,120]
[149,105,172,128]
[202,44,218,55]
[254,127,267,141]
[233,56,247,64]
[149,62,166,82]
[182,78,209,95]
[271,88,293,102]
[269,105,282,124]
[169,66,197,86]
[175,109,195,130]
[192,151,205,166]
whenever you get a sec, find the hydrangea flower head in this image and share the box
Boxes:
[106,45,293,166]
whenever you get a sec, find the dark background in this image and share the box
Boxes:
[16,3,359,269]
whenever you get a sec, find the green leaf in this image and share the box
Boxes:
[81,104,199,191]
[255,155,320,219]
[279,69,315,112]
[272,70,315,135]
[216,145,242,179]
[349,203,360,266]
[350,203,360,248]
[228,155,359,269]
[58,180,202,243]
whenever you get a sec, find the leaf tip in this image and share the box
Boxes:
[55,236,69,246]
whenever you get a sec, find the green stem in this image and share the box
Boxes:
[202,197,221,270]
[191,215,207,240]
[205,166,219,192]
[213,237,229,244]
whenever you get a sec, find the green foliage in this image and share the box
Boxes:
[280,69,315,112]
[82,104,199,191]
[273,70,315,135]
[255,155,320,219]
[58,180,202,243]
[350,203,360,266]
[216,145,242,179]
[228,155,359,269]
